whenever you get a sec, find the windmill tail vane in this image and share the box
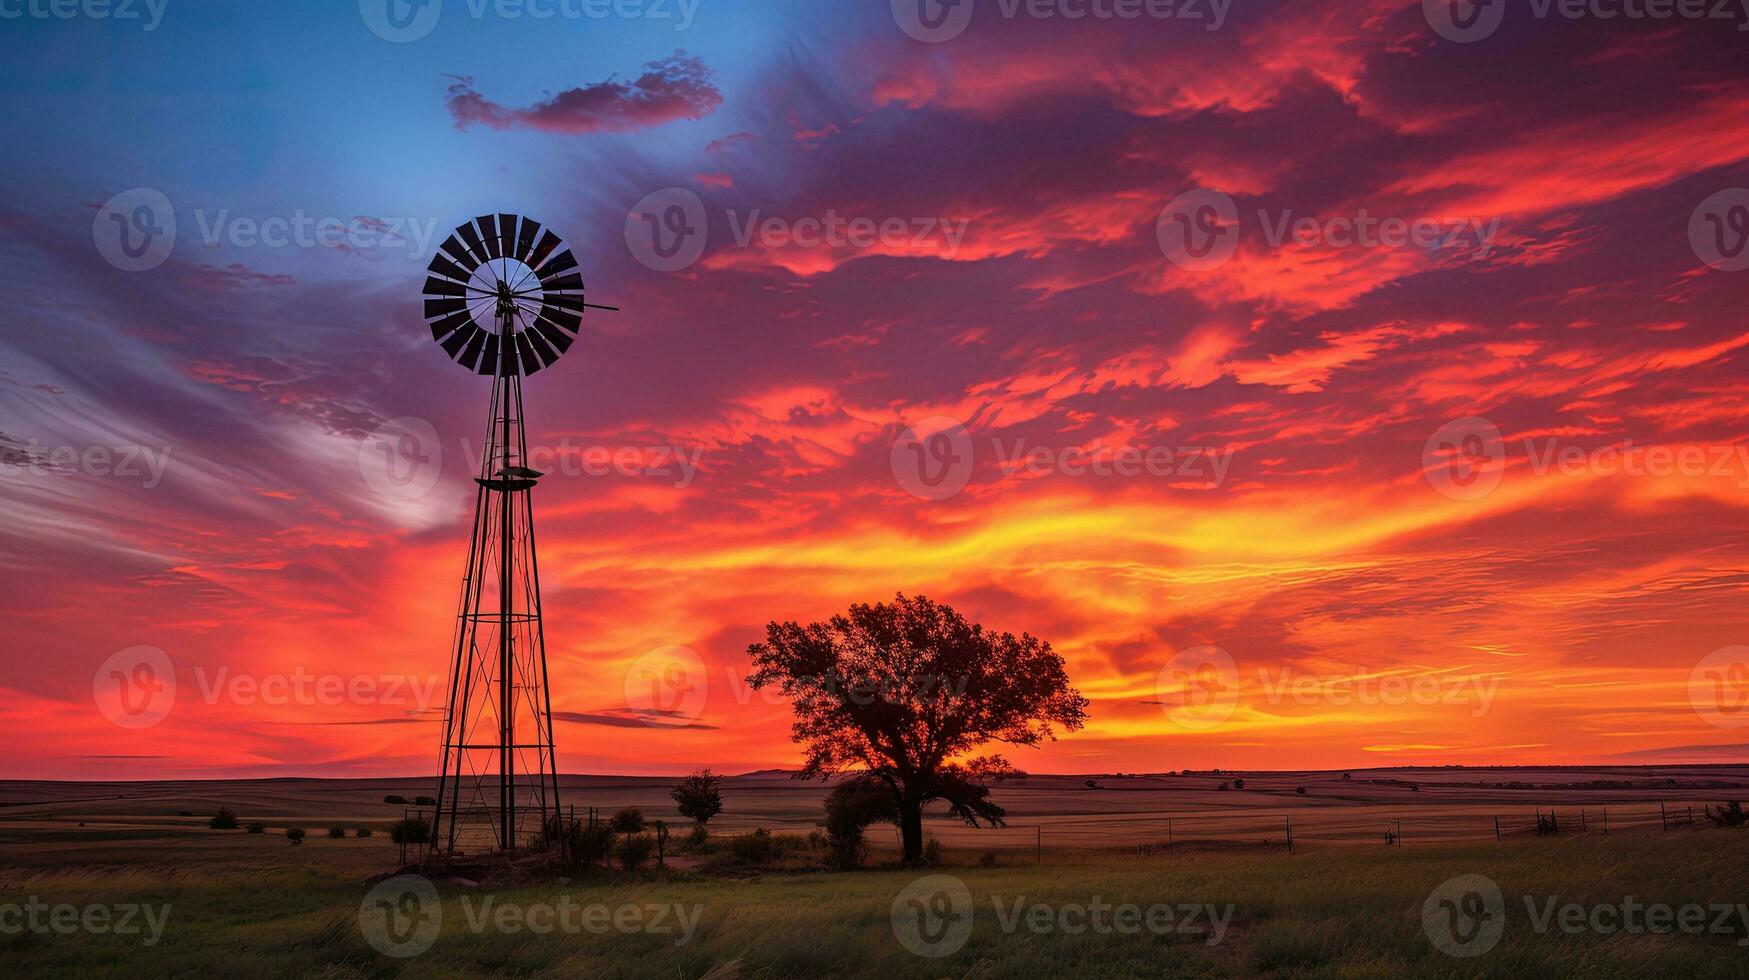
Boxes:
[420,214,614,859]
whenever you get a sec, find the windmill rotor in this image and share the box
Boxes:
[421,214,616,377]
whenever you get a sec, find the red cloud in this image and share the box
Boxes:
[445,54,723,135]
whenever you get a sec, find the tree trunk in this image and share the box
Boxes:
[899,795,925,865]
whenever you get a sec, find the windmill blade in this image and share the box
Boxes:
[522,325,560,367]
[475,215,502,259]
[545,293,589,314]
[439,235,481,272]
[497,213,518,260]
[536,248,578,279]
[429,309,473,342]
[422,276,467,298]
[442,322,481,360]
[541,303,582,333]
[532,317,574,353]
[515,333,546,376]
[428,252,473,284]
[455,223,489,266]
[514,218,540,262]
[476,334,502,376]
[527,230,561,270]
[542,272,585,293]
[425,297,468,319]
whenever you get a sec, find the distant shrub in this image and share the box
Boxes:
[1410,785,1420,792]
[286,828,306,846]
[979,851,998,869]
[245,822,266,835]
[383,795,408,805]
[414,796,437,807]
[610,808,646,833]
[209,807,238,830]
[922,838,943,868]
[356,827,373,838]
[1084,779,1099,789]
[732,828,775,864]
[618,833,656,871]
[1232,779,1245,790]
[670,770,724,826]
[1342,773,1352,781]
[390,818,430,845]
[1217,782,1231,791]
[683,824,710,851]
[823,776,897,870]
[572,820,616,868]
[1295,787,1307,796]
[327,826,347,839]
[1708,801,1747,827]
[1535,812,1560,835]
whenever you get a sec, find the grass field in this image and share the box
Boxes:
[2,768,1746,977]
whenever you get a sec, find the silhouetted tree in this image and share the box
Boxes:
[748,594,1088,865]
[670,770,724,826]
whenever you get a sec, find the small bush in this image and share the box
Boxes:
[326,826,347,839]
[682,824,710,851]
[390,818,430,845]
[383,795,408,805]
[574,820,616,867]
[209,807,238,830]
[922,838,943,867]
[1708,801,1747,827]
[286,828,306,846]
[1217,781,1231,791]
[611,808,646,833]
[1341,772,1352,780]
[618,833,656,870]
[670,770,724,826]
[356,827,373,838]
[1232,779,1245,790]
[1295,787,1307,796]
[1536,812,1560,835]
[732,827,775,864]
[979,851,998,869]
[245,822,266,834]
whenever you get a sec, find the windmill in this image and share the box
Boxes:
[421,214,615,858]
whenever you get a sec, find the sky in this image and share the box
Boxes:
[1,0,1747,780]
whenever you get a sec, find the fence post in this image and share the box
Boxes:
[1167,818,1174,853]
[1396,818,1403,846]
[1286,817,1292,852]
[1035,825,1041,866]
[1660,802,1667,831]
[1494,816,1500,842]
[1580,810,1587,833]
[1602,808,1607,835]
[656,821,668,868]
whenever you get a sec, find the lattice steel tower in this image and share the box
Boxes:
[419,214,615,856]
